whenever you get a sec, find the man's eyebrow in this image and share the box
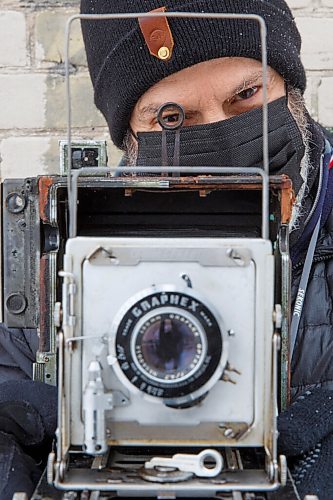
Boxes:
[137,104,199,121]
[137,104,161,120]
[231,70,272,96]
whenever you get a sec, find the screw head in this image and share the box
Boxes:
[5,292,27,314]
[158,46,170,60]
[224,428,235,438]
[6,192,26,213]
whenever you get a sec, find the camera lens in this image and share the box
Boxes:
[112,288,226,404]
[133,313,205,384]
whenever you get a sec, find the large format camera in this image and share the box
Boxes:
[3,163,293,498]
[2,10,298,500]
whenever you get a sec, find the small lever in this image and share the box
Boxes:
[144,449,223,478]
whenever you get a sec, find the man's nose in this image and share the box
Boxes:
[200,107,229,124]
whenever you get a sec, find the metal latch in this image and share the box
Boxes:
[144,449,223,478]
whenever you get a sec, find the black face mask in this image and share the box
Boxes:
[136,96,306,194]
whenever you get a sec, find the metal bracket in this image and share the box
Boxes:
[33,351,57,385]
[218,422,250,440]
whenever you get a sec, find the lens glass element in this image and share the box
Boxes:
[133,312,205,384]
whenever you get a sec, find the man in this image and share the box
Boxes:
[0,1,332,498]
[79,0,333,498]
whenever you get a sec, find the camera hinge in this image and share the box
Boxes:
[59,271,76,327]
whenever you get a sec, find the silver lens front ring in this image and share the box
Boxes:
[130,307,208,386]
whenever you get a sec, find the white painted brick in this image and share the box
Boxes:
[35,10,87,67]
[303,76,319,121]
[318,78,333,127]
[296,17,333,70]
[45,73,106,129]
[0,74,46,129]
[0,137,54,179]
[321,0,333,7]
[288,0,312,9]
[0,135,122,180]
[0,11,26,67]
[0,72,104,131]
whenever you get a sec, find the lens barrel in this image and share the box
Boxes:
[111,287,226,405]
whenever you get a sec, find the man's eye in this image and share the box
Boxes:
[234,86,260,102]
[162,113,180,124]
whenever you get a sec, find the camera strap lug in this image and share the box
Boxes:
[144,449,223,478]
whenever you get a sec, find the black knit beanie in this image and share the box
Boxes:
[80,0,306,148]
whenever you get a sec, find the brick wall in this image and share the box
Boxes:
[0,0,118,179]
[0,0,332,179]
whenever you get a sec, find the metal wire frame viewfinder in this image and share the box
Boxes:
[65,12,269,239]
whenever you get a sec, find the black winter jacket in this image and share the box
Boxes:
[290,129,333,401]
[291,214,333,400]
